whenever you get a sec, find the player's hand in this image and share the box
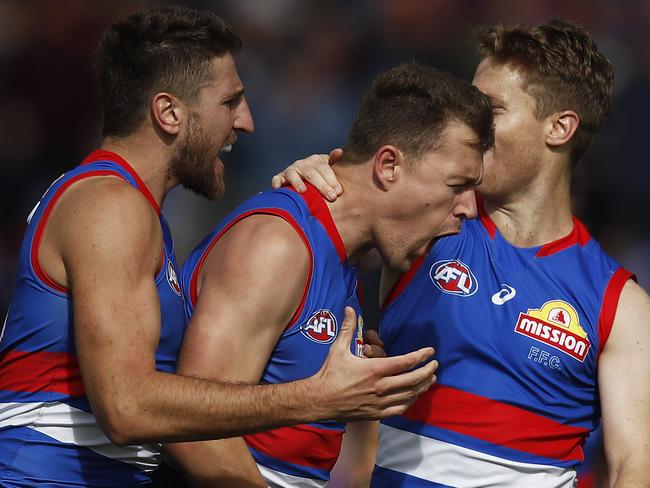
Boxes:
[363,329,386,358]
[271,148,344,201]
[311,307,438,421]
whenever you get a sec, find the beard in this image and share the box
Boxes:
[171,112,229,200]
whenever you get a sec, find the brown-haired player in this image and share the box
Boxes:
[0,8,441,487]
[165,63,493,487]
[277,19,650,487]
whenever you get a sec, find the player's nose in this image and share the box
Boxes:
[234,96,254,134]
[454,189,478,220]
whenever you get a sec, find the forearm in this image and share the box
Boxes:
[165,438,266,488]
[101,371,326,445]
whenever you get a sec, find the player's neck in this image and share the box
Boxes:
[100,135,173,209]
[482,174,574,248]
[324,168,375,265]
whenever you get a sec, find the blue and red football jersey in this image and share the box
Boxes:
[181,184,364,487]
[372,199,632,487]
[0,150,187,487]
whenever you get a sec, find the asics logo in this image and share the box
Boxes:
[491,284,516,305]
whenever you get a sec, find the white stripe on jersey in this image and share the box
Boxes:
[375,423,576,488]
[0,401,161,472]
[257,464,326,488]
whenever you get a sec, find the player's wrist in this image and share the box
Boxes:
[288,376,332,423]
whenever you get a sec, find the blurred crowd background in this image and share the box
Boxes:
[0,1,647,485]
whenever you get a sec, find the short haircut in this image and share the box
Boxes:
[343,63,494,164]
[96,6,242,137]
[475,19,613,164]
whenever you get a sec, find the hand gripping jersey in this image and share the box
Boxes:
[181,185,364,488]
[372,200,633,488]
[0,151,187,487]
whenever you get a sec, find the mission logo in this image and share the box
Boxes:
[515,300,591,362]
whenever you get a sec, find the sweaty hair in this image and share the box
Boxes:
[343,63,494,164]
[475,19,613,164]
[96,6,242,137]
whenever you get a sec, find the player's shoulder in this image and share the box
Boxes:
[229,212,310,261]
[53,175,161,252]
[239,187,308,218]
[64,176,157,221]
[570,223,624,274]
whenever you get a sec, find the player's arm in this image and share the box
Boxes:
[271,149,344,200]
[50,179,436,446]
[166,215,309,486]
[329,421,379,487]
[598,279,650,487]
[55,178,207,444]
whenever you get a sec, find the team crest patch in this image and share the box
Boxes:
[166,260,182,296]
[301,309,338,344]
[429,259,478,296]
[515,300,591,362]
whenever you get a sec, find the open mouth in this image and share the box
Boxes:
[220,133,238,154]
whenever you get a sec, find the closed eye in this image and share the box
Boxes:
[223,89,245,108]
[448,182,474,192]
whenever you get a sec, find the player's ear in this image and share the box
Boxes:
[373,145,403,191]
[546,110,579,148]
[151,92,186,136]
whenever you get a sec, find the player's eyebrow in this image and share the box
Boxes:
[488,94,506,107]
[222,87,245,103]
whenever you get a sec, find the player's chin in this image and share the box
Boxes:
[392,254,415,273]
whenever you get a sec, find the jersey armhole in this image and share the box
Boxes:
[30,170,126,295]
[597,267,636,356]
[381,254,427,311]
[188,208,314,331]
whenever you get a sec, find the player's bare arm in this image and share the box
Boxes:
[598,280,650,487]
[330,421,380,487]
[167,215,310,486]
[42,177,436,446]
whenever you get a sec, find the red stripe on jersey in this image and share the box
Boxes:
[597,268,635,355]
[31,169,126,294]
[477,197,496,239]
[381,254,426,311]
[536,217,591,257]
[0,350,85,396]
[577,471,597,488]
[403,384,588,462]
[189,208,313,330]
[295,184,347,263]
[245,424,344,471]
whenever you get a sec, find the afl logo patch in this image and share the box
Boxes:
[430,259,478,297]
[166,260,182,296]
[301,309,338,344]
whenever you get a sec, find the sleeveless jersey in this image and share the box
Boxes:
[0,150,187,487]
[372,200,633,488]
[181,184,364,488]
